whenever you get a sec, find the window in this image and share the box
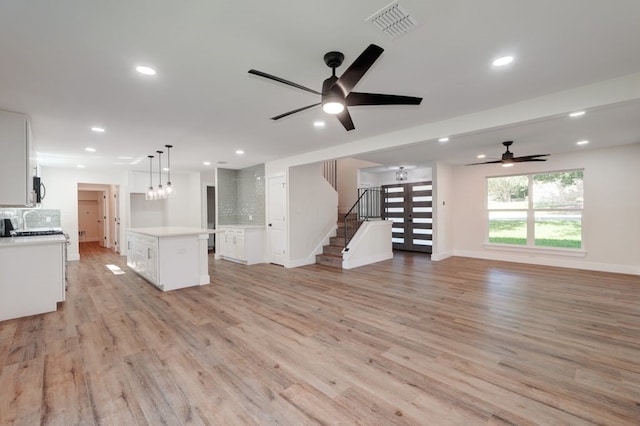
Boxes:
[487,170,583,249]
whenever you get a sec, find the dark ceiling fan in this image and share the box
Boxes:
[467,141,550,166]
[248,44,422,131]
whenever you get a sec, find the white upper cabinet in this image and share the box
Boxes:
[0,110,35,206]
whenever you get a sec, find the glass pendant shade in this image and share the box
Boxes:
[145,155,155,200]
[145,146,176,200]
[165,145,175,198]
[156,151,166,200]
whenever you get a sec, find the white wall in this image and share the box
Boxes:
[128,170,202,228]
[165,172,202,227]
[432,162,454,260]
[336,158,378,214]
[288,162,338,267]
[130,193,165,227]
[342,220,393,269]
[450,143,640,274]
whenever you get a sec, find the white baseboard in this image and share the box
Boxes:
[430,251,453,261]
[453,249,640,275]
[286,256,316,268]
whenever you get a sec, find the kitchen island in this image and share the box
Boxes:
[127,227,215,291]
[0,234,66,322]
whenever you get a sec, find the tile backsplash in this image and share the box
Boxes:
[0,208,61,229]
[218,164,265,225]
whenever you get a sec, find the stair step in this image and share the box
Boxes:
[342,212,357,222]
[315,253,342,268]
[330,236,345,246]
[323,245,343,256]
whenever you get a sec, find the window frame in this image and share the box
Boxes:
[485,169,586,255]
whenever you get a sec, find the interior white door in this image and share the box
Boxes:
[98,191,106,247]
[267,175,287,265]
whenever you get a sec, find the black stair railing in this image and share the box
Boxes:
[323,160,337,190]
[343,187,382,246]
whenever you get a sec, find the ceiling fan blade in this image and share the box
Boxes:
[248,69,321,95]
[513,154,550,162]
[335,44,384,94]
[271,103,321,120]
[336,107,355,131]
[346,92,422,106]
[466,160,503,166]
[513,158,548,162]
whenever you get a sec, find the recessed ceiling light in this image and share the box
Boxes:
[569,111,586,117]
[91,126,105,133]
[118,156,133,160]
[313,121,326,128]
[136,65,156,76]
[163,167,170,172]
[85,147,96,152]
[576,140,589,145]
[203,161,211,166]
[235,149,245,155]
[438,137,449,143]
[77,164,85,168]
[501,163,514,168]
[477,154,486,159]
[492,55,514,67]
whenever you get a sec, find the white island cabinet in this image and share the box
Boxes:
[217,225,266,265]
[127,227,214,291]
[0,235,66,322]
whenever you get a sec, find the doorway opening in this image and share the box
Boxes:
[77,183,121,253]
[206,186,215,251]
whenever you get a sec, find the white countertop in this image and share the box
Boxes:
[0,234,67,247]
[128,227,219,237]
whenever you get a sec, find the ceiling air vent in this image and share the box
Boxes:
[366,1,418,39]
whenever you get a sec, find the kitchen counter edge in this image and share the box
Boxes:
[127,227,218,238]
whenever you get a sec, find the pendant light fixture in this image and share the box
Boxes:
[395,166,408,181]
[165,144,174,197]
[145,155,155,200]
[156,150,166,199]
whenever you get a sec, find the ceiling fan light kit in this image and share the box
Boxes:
[466,141,550,166]
[249,43,422,131]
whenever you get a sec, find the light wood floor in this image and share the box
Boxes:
[1,243,639,425]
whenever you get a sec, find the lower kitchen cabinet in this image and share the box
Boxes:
[0,235,66,322]
[127,227,213,291]
[218,226,265,265]
[127,232,158,284]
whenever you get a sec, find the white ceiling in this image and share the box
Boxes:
[1,0,640,173]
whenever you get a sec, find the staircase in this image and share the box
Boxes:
[315,214,358,269]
